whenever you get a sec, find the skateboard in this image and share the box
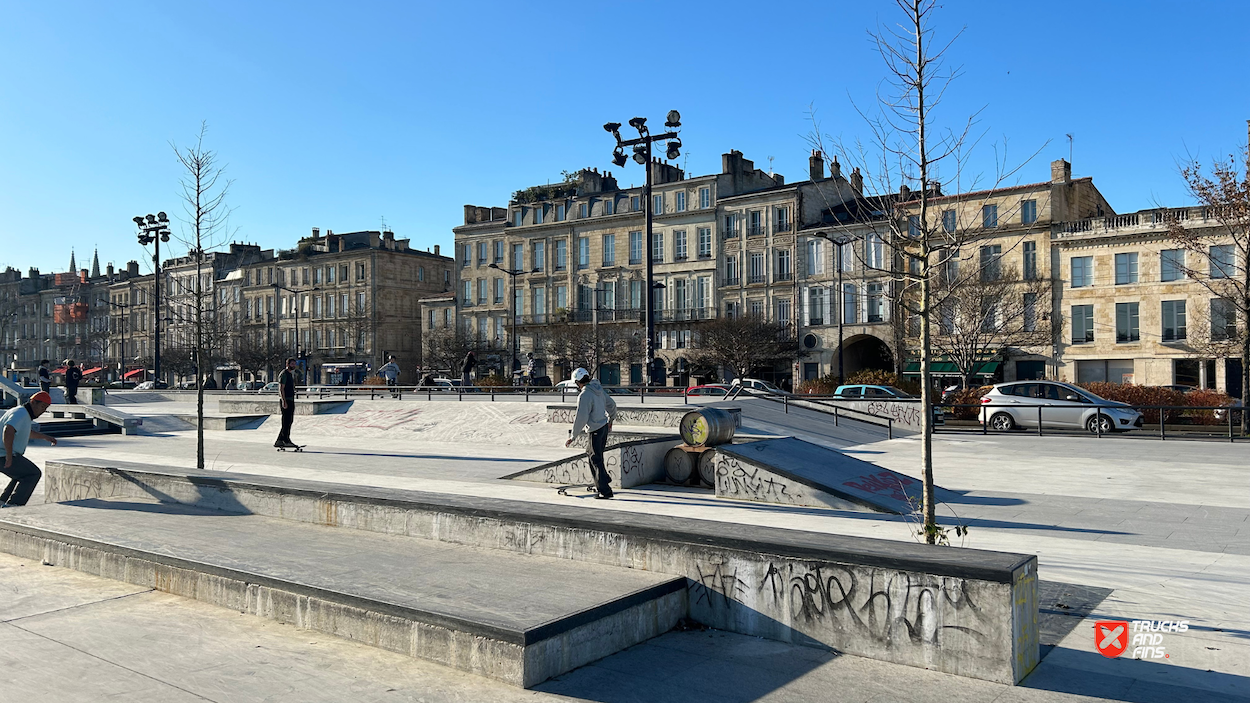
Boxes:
[276,444,305,452]
[556,484,597,496]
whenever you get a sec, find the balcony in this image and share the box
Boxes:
[747,274,768,285]
[724,276,741,286]
[721,228,740,239]
[776,271,793,282]
[747,224,767,237]
[658,307,716,323]
[774,221,792,233]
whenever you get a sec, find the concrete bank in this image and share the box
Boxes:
[218,398,352,415]
[43,458,1041,684]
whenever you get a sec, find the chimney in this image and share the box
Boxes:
[899,184,912,201]
[127,261,139,277]
[830,155,842,180]
[434,244,441,256]
[809,150,825,181]
[28,267,38,279]
[326,229,333,237]
[80,269,88,283]
[464,205,476,224]
[850,167,863,193]
[106,263,115,277]
[1051,159,1071,184]
[311,227,320,238]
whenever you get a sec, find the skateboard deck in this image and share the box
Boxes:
[276,444,305,452]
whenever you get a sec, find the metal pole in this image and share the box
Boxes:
[644,141,655,391]
[836,241,844,383]
[1037,405,1042,436]
[153,237,162,384]
[510,270,517,385]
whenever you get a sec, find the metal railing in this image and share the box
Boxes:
[941,401,1242,442]
[751,390,896,438]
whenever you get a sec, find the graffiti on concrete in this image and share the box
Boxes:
[509,412,544,425]
[714,456,800,503]
[547,408,578,424]
[785,562,986,645]
[691,557,747,608]
[842,470,915,503]
[340,408,425,431]
[863,401,922,429]
[547,406,686,427]
[605,443,643,479]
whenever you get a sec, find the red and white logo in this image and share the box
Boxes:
[1096,621,1129,658]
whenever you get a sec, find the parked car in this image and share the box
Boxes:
[133,381,168,390]
[555,379,578,392]
[834,384,944,424]
[257,382,280,394]
[980,381,1143,433]
[686,384,730,397]
[431,378,460,391]
[176,380,197,390]
[236,380,264,391]
[731,378,788,395]
[107,380,136,389]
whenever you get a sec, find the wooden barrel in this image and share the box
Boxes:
[697,449,717,487]
[664,447,694,484]
[679,408,736,447]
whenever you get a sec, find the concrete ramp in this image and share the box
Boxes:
[712,437,928,514]
[506,437,681,488]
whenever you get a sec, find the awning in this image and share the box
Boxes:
[81,367,103,376]
[124,369,146,379]
[903,361,1000,376]
[52,367,67,374]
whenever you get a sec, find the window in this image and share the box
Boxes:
[982,204,998,228]
[1071,305,1094,343]
[840,241,854,272]
[675,191,686,212]
[1021,199,1038,225]
[842,284,858,324]
[533,241,545,272]
[477,279,487,305]
[629,231,643,265]
[651,232,664,263]
[674,279,687,311]
[723,214,738,238]
[808,287,825,326]
[602,234,616,266]
[631,195,640,212]
[555,285,568,311]
[1071,256,1093,287]
[776,249,792,280]
[493,278,504,304]
[867,283,884,323]
[444,309,451,328]
[1115,302,1140,342]
[1077,360,1135,385]
[696,277,709,312]
[555,239,567,271]
[1211,298,1237,341]
[697,227,712,258]
[462,280,472,305]
[492,240,503,264]
[513,289,523,321]
[1114,252,1138,285]
[653,194,663,215]
[630,280,642,309]
[866,234,884,270]
[1161,249,1184,282]
[980,299,998,332]
[532,288,546,322]
[725,256,739,285]
[942,209,957,233]
[699,187,710,209]
[776,298,791,327]
[577,284,592,311]
[603,198,613,216]
[556,204,565,222]
[357,263,366,281]
[980,244,1002,281]
[749,252,765,283]
[417,266,425,282]
[776,207,790,233]
[578,203,588,218]
[908,215,920,237]
[1161,300,1187,342]
[674,230,687,260]
[1023,292,1037,332]
[748,210,763,237]
[535,206,544,225]
[1023,241,1037,280]
[578,237,589,269]
[806,239,824,275]
[1211,244,1235,279]
[513,210,523,227]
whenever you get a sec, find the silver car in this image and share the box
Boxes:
[980,381,1143,434]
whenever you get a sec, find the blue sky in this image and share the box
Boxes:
[2,0,1247,275]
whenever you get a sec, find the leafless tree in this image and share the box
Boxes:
[171,122,234,469]
[423,327,476,376]
[1166,137,1250,430]
[807,0,1046,543]
[691,314,797,381]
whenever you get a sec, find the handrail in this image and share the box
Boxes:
[942,401,1241,442]
[751,390,895,438]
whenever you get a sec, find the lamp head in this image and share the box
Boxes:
[146,214,157,224]
[488,263,500,270]
[664,110,681,128]
[603,122,621,134]
[611,147,627,167]
[632,145,647,165]
[156,212,168,222]
[628,116,647,130]
[133,216,146,226]
[666,138,682,161]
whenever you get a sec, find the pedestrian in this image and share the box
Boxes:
[1,391,57,507]
[64,359,82,404]
[461,351,476,389]
[274,357,299,449]
[564,367,617,499]
[379,356,400,398]
[37,360,51,395]
[525,352,536,387]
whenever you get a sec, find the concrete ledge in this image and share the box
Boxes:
[43,459,1040,684]
[49,404,142,434]
[218,398,352,416]
[505,437,681,488]
[546,404,742,429]
[175,414,269,430]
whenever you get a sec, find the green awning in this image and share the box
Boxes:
[902,361,1000,377]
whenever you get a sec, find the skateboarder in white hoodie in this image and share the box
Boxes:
[564,368,617,499]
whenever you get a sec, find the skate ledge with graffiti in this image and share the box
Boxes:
[546,404,742,429]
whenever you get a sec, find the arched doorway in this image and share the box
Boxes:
[840,334,893,377]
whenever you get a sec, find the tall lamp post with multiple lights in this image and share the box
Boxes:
[489,263,538,382]
[272,283,321,365]
[134,212,170,383]
[604,111,682,386]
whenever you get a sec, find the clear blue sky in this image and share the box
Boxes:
[2,0,1247,276]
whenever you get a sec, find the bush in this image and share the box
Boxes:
[796,373,841,396]
[1179,388,1236,425]
[474,374,509,388]
[947,386,993,420]
[1076,383,1235,425]
[846,369,921,397]
[363,375,386,387]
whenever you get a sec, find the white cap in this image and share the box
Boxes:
[572,368,590,383]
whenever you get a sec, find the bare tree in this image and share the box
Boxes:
[1167,138,1250,430]
[542,319,633,377]
[423,327,476,376]
[807,0,1046,543]
[926,264,1052,388]
[172,123,233,469]
[691,314,797,381]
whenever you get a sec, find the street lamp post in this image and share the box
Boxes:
[809,231,855,383]
[490,263,538,383]
[604,111,683,387]
[134,212,170,383]
[272,283,321,363]
[106,300,130,384]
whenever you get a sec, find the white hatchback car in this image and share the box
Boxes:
[980,381,1143,433]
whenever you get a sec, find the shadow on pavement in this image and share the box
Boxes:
[1022,649,1250,703]
[298,450,536,462]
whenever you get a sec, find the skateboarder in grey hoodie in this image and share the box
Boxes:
[564,367,617,499]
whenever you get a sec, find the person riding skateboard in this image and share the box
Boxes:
[274,358,300,449]
[564,367,617,499]
[1,391,57,507]
[64,360,82,404]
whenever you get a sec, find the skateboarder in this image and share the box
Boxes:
[274,357,300,449]
[378,356,400,398]
[64,360,82,404]
[564,367,617,499]
[1,391,57,507]
[37,360,51,395]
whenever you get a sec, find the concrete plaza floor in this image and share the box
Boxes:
[2,393,1247,702]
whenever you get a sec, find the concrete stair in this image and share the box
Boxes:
[37,418,120,438]
[0,498,684,687]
